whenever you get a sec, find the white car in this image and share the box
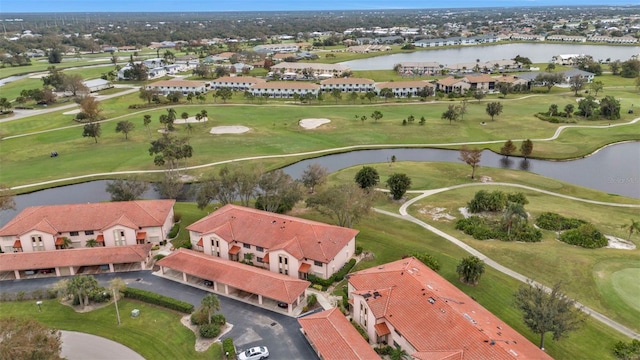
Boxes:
[237,346,269,360]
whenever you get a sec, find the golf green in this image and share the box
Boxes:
[611,268,640,313]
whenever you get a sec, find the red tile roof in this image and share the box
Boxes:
[0,244,151,271]
[136,232,147,240]
[96,235,104,242]
[196,237,203,247]
[187,204,358,263]
[464,74,496,83]
[263,253,270,264]
[250,81,320,90]
[298,263,311,273]
[320,77,375,85]
[298,308,380,360]
[377,80,435,89]
[157,249,309,303]
[13,240,21,248]
[0,200,175,237]
[436,76,468,86]
[374,322,390,336]
[348,257,551,360]
[228,245,241,255]
[412,350,464,360]
[55,237,64,246]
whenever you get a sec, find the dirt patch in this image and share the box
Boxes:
[458,207,472,219]
[418,206,456,221]
[605,235,636,250]
[180,315,233,352]
[174,117,208,124]
[479,176,493,183]
[63,109,82,115]
[299,118,331,129]
[209,126,250,134]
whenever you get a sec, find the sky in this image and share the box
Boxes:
[0,0,635,13]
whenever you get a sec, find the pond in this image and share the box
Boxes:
[340,43,640,70]
[1,141,638,227]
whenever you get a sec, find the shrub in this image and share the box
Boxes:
[467,190,507,213]
[75,112,88,121]
[306,294,318,307]
[123,288,194,313]
[536,212,587,231]
[168,224,180,238]
[302,306,309,313]
[222,338,236,359]
[410,252,441,272]
[88,287,111,303]
[559,223,607,248]
[375,346,393,355]
[190,308,208,326]
[154,254,166,261]
[307,258,356,287]
[507,192,529,205]
[350,321,369,342]
[456,216,497,240]
[312,284,323,291]
[174,212,182,223]
[199,323,221,338]
[151,245,160,251]
[511,225,543,243]
[355,245,363,256]
[212,313,226,326]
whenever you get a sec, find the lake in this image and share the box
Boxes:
[340,43,640,70]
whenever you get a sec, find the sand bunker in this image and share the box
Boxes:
[174,116,208,124]
[210,125,250,134]
[605,235,636,250]
[299,118,331,129]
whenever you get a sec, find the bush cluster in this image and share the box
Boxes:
[375,346,393,355]
[222,338,236,359]
[535,212,587,231]
[307,259,356,287]
[168,224,180,239]
[0,289,57,302]
[456,216,542,242]
[559,223,608,248]
[88,287,111,303]
[199,323,221,338]
[467,190,528,213]
[535,113,577,124]
[306,294,317,308]
[355,246,363,256]
[350,321,370,342]
[123,288,194,313]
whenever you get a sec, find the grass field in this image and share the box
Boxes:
[0,299,222,360]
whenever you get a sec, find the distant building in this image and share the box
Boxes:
[145,80,207,95]
[83,79,113,93]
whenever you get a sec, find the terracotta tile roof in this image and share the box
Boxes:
[0,244,151,271]
[298,263,311,273]
[228,245,241,255]
[0,200,175,237]
[377,81,435,89]
[157,249,309,303]
[412,350,464,360]
[250,81,320,90]
[187,204,358,263]
[210,76,265,84]
[298,308,380,360]
[13,240,21,248]
[136,232,147,240]
[103,214,139,231]
[55,237,64,246]
[196,237,203,247]
[263,253,270,264]
[374,322,390,336]
[147,80,206,88]
[320,77,375,85]
[436,76,467,87]
[464,74,495,83]
[96,235,104,242]
[348,257,551,360]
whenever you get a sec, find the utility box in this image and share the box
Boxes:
[131,309,140,318]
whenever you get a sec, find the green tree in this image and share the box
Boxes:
[105,177,149,201]
[497,82,510,98]
[67,275,99,309]
[63,74,88,97]
[459,146,482,179]
[485,101,503,121]
[548,104,559,116]
[503,202,528,239]
[0,317,63,360]
[148,133,193,173]
[389,347,410,360]
[441,104,460,124]
[564,104,575,118]
[255,170,302,213]
[621,219,640,241]
[456,256,485,285]
[305,183,372,228]
[354,166,380,190]
[139,88,159,104]
[56,236,72,249]
[370,110,383,123]
[379,88,394,102]
[535,72,564,92]
[115,120,135,140]
[348,92,359,104]
[545,63,556,72]
[569,75,586,96]
[200,293,221,325]
[85,239,98,247]
[0,97,13,112]
[79,96,102,122]
[599,95,621,120]
[514,281,586,350]
[500,140,517,158]
[364,91,376,103]
[300,163,328,194]
[217,87,233,103]
[82,122,102,143]
[143,114,152,136]
[590,81,604,96]
[520,139,534,160]
[472,90,486,102]
[386,173,411,200]
[330,88,342,103]
[612,339,640,360]
[48,48,63,64]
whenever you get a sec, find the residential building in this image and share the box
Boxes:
[394,62,441,76]
[552,54,586,66]
[83,78,113,92]
[375,80,435,98]
[465,74,497,92]
[413,38,457,47]
[270,62,351,77]
[348,257,553,359]
[298,308,380,360]
[561,69,595,83]
[0,200,175,253]
[346,45,391,53]
[320,77,375,93]
[249,81,320,99]
[209,76,266,91]
[145,80,207,96]
[546,35,586,42]
[436,76,472,94]
[253,43,301,54]
[186,204,358,280]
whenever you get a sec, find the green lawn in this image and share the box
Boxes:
[0,299,222,360]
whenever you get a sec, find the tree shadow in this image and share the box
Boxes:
[519,159,531,171]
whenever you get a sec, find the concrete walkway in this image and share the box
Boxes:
[373,183,640,340]
[60,330,144,360]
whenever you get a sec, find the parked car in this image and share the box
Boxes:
[277,302,288,309]
[237,346,269,360]
[203,280,213,287]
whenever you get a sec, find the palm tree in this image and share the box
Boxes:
[456,256,485,286]
[185,123,194,136]
[57,236,72,249]
[503,202,528,239]
[389,347,410,360]
[85,239,98,247]
[201,293,221,325]
[200,109,208,121]
[67,275,98,309]
[621,219,640,240]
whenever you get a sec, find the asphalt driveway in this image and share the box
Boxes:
[0,271,319,360]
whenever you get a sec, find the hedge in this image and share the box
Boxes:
[168,223,180,239]
[535,212,586,231]
[307,259,356,287]
[199,323,221,338]
[559,223,608,248]
[123,288,194,313]
[456,216,541,242]
[222,338,236,359]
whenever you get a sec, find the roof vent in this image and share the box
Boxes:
[428,297,436,304]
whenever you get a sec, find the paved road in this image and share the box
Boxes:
[0,271,318,360]
[372,183,640,340]
[60,331,144,360]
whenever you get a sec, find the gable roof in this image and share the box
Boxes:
[187,205,357,262]
[210,76,265,84]
[250,81,320,90]
[464,74,496,83]
[147,80,205,88]
[0,200,175,237]
[377,80,435,89]
[348,257,552,360]
[436,76,468,87]
[320,77,375,85]
[0,244,151,271]
[298,308,380,360]
[157,248,309,303]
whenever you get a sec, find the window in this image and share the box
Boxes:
[314,260,323,267]
[257,257,263,263]
[85,230,94,235]
[113,229,126,246]
[243,243,251,249]
[256,246,264,252]
[31,236,44,251]
[69,231,79,236]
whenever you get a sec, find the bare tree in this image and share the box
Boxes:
[459,146,482,179]
[300,163,328,193]
[306,183,372,228]
[0,184,16,210]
